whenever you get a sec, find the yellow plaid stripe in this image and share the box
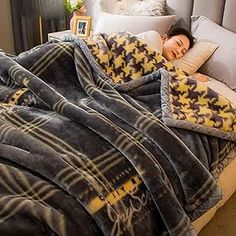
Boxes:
[30,43,73,76]
[8,88,29,105]
[87,175,142,214]
[0,106,115,194]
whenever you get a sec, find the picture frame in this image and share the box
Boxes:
[72,16,92,38]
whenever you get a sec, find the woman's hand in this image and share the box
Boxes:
[193,73,209,82]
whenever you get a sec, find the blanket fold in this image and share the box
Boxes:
[83,31,236,141]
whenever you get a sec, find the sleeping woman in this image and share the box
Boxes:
[137,27,209,81]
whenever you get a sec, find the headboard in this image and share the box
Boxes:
[85,0,236,33]
[166,0,236,33]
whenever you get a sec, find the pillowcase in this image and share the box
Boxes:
[113,0,166,16]
[191,15,236,90]
[172,41,218,75]
[136,30,163,53]
[94,12,176,35]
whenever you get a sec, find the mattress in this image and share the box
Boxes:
[192,75,236,233]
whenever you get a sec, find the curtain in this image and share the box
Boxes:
[10,0,70,54]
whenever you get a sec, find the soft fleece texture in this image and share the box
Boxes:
[0,36,234,235]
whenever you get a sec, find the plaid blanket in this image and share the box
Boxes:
[0,38,234,236]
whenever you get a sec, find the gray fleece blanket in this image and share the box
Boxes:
[0,39,234,236]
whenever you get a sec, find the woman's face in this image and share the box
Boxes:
[162,34,190,61]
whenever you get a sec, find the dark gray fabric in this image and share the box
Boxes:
[0,40,234,235]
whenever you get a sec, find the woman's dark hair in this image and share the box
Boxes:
[166,27,195,48]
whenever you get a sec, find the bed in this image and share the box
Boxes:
[0,0,235,235]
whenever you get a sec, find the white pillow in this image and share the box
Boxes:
[136,31,163,53]
[172,41,218,75]
[94,12,176,35]
[113,0,167,16]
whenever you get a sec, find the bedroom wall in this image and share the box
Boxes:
[0,0,15,54]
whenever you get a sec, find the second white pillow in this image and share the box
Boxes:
[94,12,176,35]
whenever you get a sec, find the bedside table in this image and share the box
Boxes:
[48,30,74,42]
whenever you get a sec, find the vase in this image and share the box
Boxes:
[69,6,87,33]
[70,11,83,32]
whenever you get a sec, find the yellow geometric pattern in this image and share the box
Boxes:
[85,31,185,83]
[8,88,29,105]
[169,76,236,132]
[87,175,142,214]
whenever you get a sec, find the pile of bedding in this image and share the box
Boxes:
[0,33,235,235]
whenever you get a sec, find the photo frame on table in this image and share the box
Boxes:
[72,16,92,38]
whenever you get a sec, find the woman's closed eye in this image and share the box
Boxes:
[176,40,181,46]
[176,40,187,55]
[182,48,187,55]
